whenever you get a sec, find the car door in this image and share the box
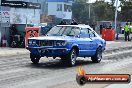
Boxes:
[87,29,98,55]
[78,28,93,56]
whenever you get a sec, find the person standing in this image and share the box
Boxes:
[108,24,112,29]
[71,19,78,25]
[91,24,95,31]
[99,25,103,34]
[59,20,67,25]
[124,23,130,41]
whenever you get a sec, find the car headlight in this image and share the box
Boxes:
[54,41,67,46]
[28,40,32,44]
[28,40,36,45]
[32,40,36,44]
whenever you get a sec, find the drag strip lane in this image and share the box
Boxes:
[0,46,132,88]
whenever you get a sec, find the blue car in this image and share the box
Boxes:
[27,25,106,66]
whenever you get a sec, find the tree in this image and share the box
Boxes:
[92,1,115,21]
[72,3,90,24]
[72,0,115,24]
[110,0,116,6]
[74,0,87,3]
[119,0,132,21]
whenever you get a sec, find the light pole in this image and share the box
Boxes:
[115,0,119,40]
[87,0,91,24]
[114,0,118,31]
[26,16,27,28]
[87,0,91,19]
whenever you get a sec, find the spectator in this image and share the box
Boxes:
[91,24,95,31]
[100,25,103,34]
[124,22,130,41]
[10,24,17,35]
[103,23,107,28]
[71,19,78,25]
[59,20,67,25]
[109,24,112,29]
[116,23,121,40]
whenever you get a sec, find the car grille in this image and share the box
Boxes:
[37,40,54,46]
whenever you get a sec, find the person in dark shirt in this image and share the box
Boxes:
[91,24,95,30]
[100,25,103,34]
[71,19,78,25]
[109,24,112,29]
[59,20,67,25]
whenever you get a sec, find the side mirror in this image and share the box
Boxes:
[76,35,80,38]
[89,35,92,40]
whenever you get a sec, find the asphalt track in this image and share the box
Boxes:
[0,41,132,88]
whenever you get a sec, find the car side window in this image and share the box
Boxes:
[80,28,89,38]
[63,27,80,36]
[69,27,80,36]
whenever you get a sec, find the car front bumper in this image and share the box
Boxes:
[27,47,70,57]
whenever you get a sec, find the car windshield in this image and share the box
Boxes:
[47,26,80,36]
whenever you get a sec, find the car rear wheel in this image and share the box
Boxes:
[91,47,102,63]
[67,49,77,66]
[30,53,40,64]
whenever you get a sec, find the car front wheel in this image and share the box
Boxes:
[30,53,40,64]
[67,49,77,66]
[91,47,102,63]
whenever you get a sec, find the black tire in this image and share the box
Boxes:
[66,49,77,66]
[91,47,102,63]
[30,53,40,64]
[76,75,87,85]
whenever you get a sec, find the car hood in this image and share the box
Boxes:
[28,36,75,41]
